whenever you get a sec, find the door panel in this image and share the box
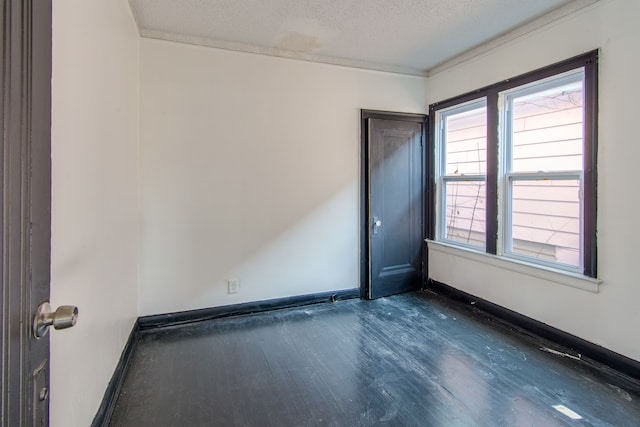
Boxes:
[365,114,426,299]
[1,1,52,426]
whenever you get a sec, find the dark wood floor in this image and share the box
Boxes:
[109,291,640,426]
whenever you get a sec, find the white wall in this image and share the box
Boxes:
[48,1,639,423]
[139,39,426,315]
[425,0,640,362]
[50,1,139,426]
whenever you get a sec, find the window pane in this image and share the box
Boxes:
[511,79,583,172]
[445,180,486,247]
[445,106,487,175]
[510,179,580,267]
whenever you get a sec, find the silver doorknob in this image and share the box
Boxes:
[372,217,382,235]
[32,302,78,339]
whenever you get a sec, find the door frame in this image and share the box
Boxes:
[360,110,429,300]
[1,1,52,425]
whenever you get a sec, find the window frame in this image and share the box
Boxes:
[428,50,598,278]
[503,172,584,272]
[500,69,586,272]
[435,98,488,250]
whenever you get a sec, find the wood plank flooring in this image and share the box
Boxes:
[109,291,640,426]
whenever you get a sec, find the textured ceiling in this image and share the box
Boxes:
[129,0,582,76]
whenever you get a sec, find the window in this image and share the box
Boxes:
[430,51,598,277]
[437,100,487,248]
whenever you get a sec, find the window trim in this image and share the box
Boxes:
[428,50,598,278]
[426,239,601,293]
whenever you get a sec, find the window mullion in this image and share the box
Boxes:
[583,56,598,278]
[486,91,499,254]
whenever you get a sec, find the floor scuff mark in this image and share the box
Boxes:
[608,384,632,401]
[539,347,581,361]
[552,404,583,420]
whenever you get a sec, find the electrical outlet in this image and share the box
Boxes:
[227,278,239,294]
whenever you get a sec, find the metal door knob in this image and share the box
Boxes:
[33,302,78,339]
[372,217,383,235]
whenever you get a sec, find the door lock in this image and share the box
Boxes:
[32,302,78,339]
[373,217,382,235]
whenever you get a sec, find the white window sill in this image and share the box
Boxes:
[426,240,602,293]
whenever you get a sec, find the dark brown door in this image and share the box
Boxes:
[362,111,426,299]
[1,1,53,426]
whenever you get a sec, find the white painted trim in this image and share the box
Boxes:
[426,0,601,77]
[426,239,601,293]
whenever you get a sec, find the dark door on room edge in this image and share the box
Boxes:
[362,111,426,299]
